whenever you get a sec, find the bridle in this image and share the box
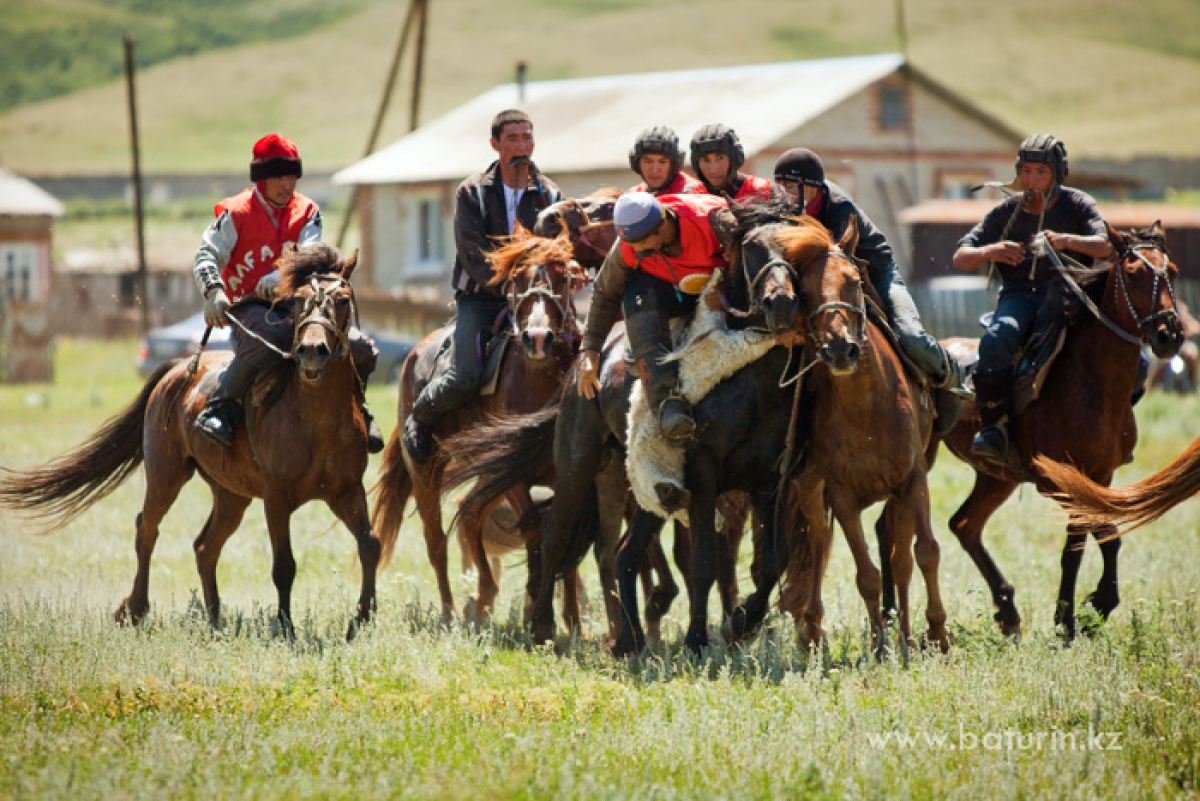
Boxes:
[1114,241,1178,341]
[504,260,579,343]
[804,249,869,346]
[292,274,353,360]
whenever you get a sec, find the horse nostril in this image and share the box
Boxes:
[762,296,774,313]
[847,343,861,362]
[522,331,534,350]
[316,341,331,358]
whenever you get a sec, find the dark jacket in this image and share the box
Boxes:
[814,180,895,286]
[452,160,563,297]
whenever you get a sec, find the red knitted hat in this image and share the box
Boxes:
[250,134,303,181]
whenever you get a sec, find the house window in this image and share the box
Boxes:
[418,198,444,261]
[878,84,909,131]
[0,244,36,302]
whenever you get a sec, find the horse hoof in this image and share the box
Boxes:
[684,630,708,656]
[654,482,691,513]
[114,598,144,627]
[723,608,748,643]
[531,621,555,646]
[609,631,644,658]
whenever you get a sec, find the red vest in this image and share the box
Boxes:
[627,172,703,197]
[620,194,729,291]
[698,174,776,204]
[216,188,319,301]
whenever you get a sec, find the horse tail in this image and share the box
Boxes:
[1036,438,1200,532]
[441,402,560,530]
[0,360,177,531]
[370,427,414,571]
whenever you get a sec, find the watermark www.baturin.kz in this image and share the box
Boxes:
[866,722,1123,752]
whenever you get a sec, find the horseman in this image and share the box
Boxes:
[627,126,703,196]
[952,134,1111,465]
[193,133,383,452]
[402,109,563,463]
[689,123,779,204]
[577,191,736,440]
[774,147,965,433]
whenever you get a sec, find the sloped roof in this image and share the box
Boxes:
[335,54,916,186]
[0,167,64,217]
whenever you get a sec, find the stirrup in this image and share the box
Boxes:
[194,399,241,447]
[971,424,1008,465]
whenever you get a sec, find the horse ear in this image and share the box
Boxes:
[838,214,860,256]
[1150,219,1165,240]
[342,249,359,280]
[1106,222,1126,253]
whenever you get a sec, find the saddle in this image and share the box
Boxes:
[415,316,513,398]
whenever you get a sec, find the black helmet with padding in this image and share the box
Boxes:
[689,123,745,175]
[629,126,684,178]
[1016,134,1069,183]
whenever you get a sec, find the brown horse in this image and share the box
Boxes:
[776,218,950,655]
[371,222,596,623]
[0,245,381,636]
[931,223,1183,639]
[1037,432,1200,534]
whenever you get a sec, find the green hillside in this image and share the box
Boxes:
[1,0,1199,174]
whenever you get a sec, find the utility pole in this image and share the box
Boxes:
[337,0,432,249]
[123,34,150,335]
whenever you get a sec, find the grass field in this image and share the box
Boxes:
[2,339,1199,798]
[2,0,1199,176]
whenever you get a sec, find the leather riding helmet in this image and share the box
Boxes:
[773,147,825,187]
[1016,134,1069,184]
[689,123,745,177]
[629,126,684,178]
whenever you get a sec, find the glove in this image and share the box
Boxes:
[204,288,231,328]
[255,270,281,300]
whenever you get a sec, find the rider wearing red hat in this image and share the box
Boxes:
[193,133,383,452]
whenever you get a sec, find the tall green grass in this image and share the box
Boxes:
[2,340,1198,798]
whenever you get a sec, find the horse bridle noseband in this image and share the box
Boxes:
[1115,242,1178,339]
[805,250,869,345]
[292,275,354,360]
[504,262,579,342]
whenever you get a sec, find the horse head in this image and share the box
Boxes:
[488,225,583,362]
[533,189,619,272]
[727,201,809,334]
[277,243,357,384]
[1107,221,1183,358]
[777,215,867,374]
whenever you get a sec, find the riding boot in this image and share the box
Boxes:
[356,369,384,454]
[194,355,258,447]
[403,370,476,463]
[626,309,695,441]
[971,366,1014,466]
[1130,350,1150,407]
[931,345,968,436]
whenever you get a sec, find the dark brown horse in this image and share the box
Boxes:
[0,245,381,636]
[930,223,1183,639]
[776,218,950,654]
[371,222,596,622]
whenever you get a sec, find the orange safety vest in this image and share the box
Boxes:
[216,188,319,301]
[627,172,703,197]
[620,193,729,292]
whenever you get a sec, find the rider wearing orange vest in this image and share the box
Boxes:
[626,126,704,197]
[578,192,734,440]
[689,124,779,205]
[193,134,382,452]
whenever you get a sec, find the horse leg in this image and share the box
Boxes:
[725,493,783,642]
[1054,525,1089,642]
[329,486,383,641]
[907,476,949,653]
[1084,525,1121,621]
[831,500,885,659]
[645,527,681,641]
[784,477,834,650]
[561,567,582,633]
[193,485,252,626]
[683,481,720,656]
[875,511,897,622]
[716,492,749,617]
[117,454,191,626]
[612,509,666,657]
[463,495,504,621]
[949,473,1020,635]
[263,495,299,637]
[882,496,917,650]
[413,477,456,623]
[593,460,627,640]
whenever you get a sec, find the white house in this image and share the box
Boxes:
[334,54,1024,299]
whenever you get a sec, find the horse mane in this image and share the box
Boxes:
[487,231,576,286]
[774,215,836,267]
[276,243,350,297]
[587,186,622,200]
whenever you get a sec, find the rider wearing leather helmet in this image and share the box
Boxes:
[627,126,703,196]
[689,123,777,204]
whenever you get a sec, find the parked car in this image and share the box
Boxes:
[136,311,417,384]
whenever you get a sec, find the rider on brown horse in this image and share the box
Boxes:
[577,191,736,440]
[773,147,966,434]
[403,109,564,463]
[689,124,779,204]
[626,126,703,197]
[192,133,383,452]
[952,134,1113,465]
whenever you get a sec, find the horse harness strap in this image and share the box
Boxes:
[1039,235,1143,347]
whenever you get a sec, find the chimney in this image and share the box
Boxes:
[516,61,528,103]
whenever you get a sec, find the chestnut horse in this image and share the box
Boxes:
[371,221,598,623]
[0,245,381,636]
[775,218,950,655]
[931,223,1183,639]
